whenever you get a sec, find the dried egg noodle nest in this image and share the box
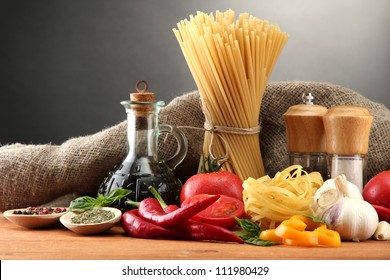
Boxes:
[243,165,323,229]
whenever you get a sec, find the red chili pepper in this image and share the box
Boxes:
[176,219,244,243]
[148,187,243,243]
[121,209,188,239]
[138,194,220,228]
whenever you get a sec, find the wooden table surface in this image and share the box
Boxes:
[0,214,389,260]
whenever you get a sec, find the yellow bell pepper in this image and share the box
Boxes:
[289,215,327,230]
[259,215,341,248]
[314,226,341,248]
[259,229,283,243]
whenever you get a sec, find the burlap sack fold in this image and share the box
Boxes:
[1,81,389,212]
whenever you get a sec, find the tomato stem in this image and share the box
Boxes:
[199,154,227,173]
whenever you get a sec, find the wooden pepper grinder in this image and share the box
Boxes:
[283,93,328,179]
[323,105,373,192]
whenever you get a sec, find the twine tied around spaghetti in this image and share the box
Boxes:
[178,99,261,166]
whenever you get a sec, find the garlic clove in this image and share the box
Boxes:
[373,221,390,241]
[315,180,340,208]
[317,189,339,209]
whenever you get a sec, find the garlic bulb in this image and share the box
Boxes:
[313,174,378,241]
[320,198,378,241]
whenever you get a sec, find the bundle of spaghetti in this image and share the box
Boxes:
[173,9,288,179]
[243,165,324,229]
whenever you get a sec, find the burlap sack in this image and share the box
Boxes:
[1,81,389,212]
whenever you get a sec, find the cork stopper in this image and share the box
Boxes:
[323,105,373,155]
[130,80,155,102]
[283,93,328,153]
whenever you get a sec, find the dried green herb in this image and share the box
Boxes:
[71,208,114,224]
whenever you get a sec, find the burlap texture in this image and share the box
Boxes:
[1,81,389,212]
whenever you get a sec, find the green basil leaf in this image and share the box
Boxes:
[96,189,132,206]
[69,196,98,213]
[233,231,255,240]
[234,216,280,247]
[105,189,132,203]
[304,215,325,223]
[69,189,133,213]
[234,216,260,236]
[244,236,280,246]
[95,193,109,206]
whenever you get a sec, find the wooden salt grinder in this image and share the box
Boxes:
[323,105,373,192]
[283,93,328,179]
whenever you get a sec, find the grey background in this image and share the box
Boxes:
[1,0,389,145]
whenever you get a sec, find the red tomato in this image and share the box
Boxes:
[180,170,243,203]
[181,194,245,229]
[363,170,390,209]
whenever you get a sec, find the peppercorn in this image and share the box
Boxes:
[12,207,67,215]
